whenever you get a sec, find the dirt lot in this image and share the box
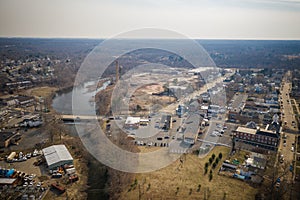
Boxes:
[129,83,176,113]
[119,146,258,200]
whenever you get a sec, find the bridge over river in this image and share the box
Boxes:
[59,114,102,122]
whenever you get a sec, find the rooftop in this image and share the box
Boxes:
[235,127,257,135]
[125,117,140,125]
[0,178,17,185]
[42,145,73,167]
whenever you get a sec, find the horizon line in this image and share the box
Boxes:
[1,36,300,41]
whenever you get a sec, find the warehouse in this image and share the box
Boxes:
[42,145,73,170]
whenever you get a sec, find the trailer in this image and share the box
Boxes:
[65,167,76,175]
[7,152,16,162]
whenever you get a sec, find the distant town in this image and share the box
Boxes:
[0,38,300,199]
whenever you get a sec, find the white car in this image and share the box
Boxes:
[210,133,217,137]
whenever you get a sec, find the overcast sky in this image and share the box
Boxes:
[1,0,300,39]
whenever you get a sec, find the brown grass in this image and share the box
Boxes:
[119,146,258,200]
[30,86,58,98]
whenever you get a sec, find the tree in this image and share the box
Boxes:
[209,173,213,181]
[136,104,142,112]
[219,152,223,159]
[212,154,216,160]
[212,162,216,169]
[205,162,209,168]
[209,157,213,164]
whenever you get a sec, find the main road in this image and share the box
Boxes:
[280,71,298,132]
[161,72,233,114]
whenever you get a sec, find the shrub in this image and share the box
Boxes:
[197,184,201,192]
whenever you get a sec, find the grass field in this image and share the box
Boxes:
[119,146,258,200]
[29,86,58,98]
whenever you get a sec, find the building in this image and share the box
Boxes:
[124,117,140,129]
[160,115,172,130]
[183,114,200,144]
[245,153,267,169]
[139,118,149,126]
[234,125,280,151]
[0,131,19,148]
[183,132,197,144]
[0,178,17,185]
[176,105,185,118]
[43,145,73,170]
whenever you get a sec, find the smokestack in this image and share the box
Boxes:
[116,60,119,83]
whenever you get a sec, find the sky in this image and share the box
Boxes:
[0,0,300,39]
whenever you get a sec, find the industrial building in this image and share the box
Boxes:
[42,145,73,170]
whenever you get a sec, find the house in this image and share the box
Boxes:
[43,145,73,170]
[245,153,267,169]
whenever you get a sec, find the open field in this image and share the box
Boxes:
[28,86,58,99]
[120,146,258,200]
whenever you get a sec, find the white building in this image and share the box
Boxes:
[42,145,73,170]
[124,117,140,129]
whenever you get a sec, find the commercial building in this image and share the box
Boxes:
[124,117,141,129]
[234,124,280,151]
[183,114,201,144]
[43,145,73,170]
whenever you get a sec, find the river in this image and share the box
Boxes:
[52,79,111,199]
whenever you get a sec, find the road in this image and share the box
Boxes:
[160,73,233,114]
[280,71,298,132]
[277,71,297,183]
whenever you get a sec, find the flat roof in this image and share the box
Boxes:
[236,127,257,135]
[43,145,73,167]
[184,132,196,139]
[125,117,140,125]
[0,178,17,184]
